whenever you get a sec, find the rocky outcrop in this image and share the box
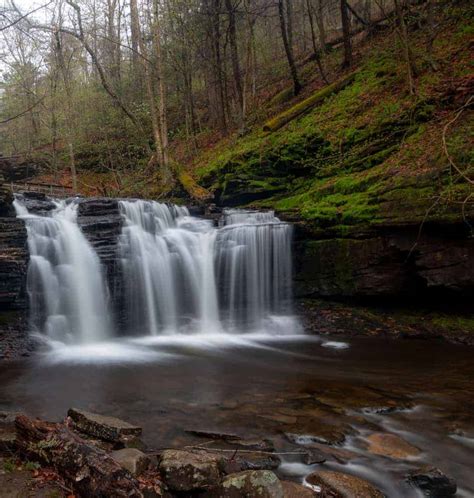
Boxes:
[76,198,124,320]
[0,173,29,359]
[294,223,474,300]
[0,217,28,310]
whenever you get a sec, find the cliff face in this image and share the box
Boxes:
[293,225,474,300]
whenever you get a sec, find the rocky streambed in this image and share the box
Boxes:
[1,335,473,497]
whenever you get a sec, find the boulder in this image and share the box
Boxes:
[220,470,284,498]
[366,432,420,459]
[158,449,221,492]
[67,408,142,443]
[282,481,316,497]
[111,448,152,476]
[306,470,384,498]
[406,466,456,497]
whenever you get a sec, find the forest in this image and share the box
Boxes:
[0,0,473,497]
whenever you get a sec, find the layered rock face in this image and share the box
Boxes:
[77,198,124,321]
[0,173,29,359]
[294,224,474,300]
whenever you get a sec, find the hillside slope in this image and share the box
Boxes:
[194,7,473,301]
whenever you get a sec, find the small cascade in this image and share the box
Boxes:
[216,209,293,330]
[14,197,111,344]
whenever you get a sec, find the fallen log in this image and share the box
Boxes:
[263,72,357,133]
[15,414,143,497]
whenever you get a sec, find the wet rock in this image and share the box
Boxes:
[406,466,457,497]
[67,408,142,443]
[16,192,56,213]
[306,470,384,498]
[186,429,274,452]
[302,449,326,465]
[218,451,281,473]
[219,470,284,498]
[111,448,153,476]
[282,481,316,497]
[158,449,221,492]
[366,432,421,459]
[285,429,346,446]
[186,429,242,441]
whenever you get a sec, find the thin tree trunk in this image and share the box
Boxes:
[394,0,417,94]
[306,0,329,83]
[278,0,301,96]
[340,0,353,68]
[152,0,171,184]
[54,31,77,192]
[225,0,245,129]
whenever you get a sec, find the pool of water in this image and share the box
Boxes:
[1,333,473,497]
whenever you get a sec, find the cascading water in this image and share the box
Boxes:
[14,197,111,344]
[16,196,297,345]
[119,201,295,336]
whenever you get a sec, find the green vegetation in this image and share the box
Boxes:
[195,11,473,235]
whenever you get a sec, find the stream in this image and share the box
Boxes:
[1,334,473,497]
[3,196,474,497]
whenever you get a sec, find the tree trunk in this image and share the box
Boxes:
[315,0,327,53]
[151,0,171,184]
[306,0,329,83]
[225,0,245,129]
[278,0,301,96]
[340,0,353,68]
[129,0,142,84]
[394,0,417,94]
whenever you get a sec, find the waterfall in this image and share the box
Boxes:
[119,201,294,335]
[14,197,111,344]
[16,196,296,344]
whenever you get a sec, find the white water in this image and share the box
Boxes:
[14,197,111,344]
[119,201,295,336]
[15,197,298,347]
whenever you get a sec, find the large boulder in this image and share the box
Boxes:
[158,449,221,492]
[219,470,284,498]
[67,408,142,443]
[306,470,384,498]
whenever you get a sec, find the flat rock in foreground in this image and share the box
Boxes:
[67,408,142,443]
[306,470,384,498]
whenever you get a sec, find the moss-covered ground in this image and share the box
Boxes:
[194,7,473,236]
